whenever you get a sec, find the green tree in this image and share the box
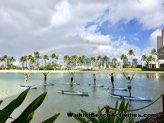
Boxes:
[110,58,117,68]
[34,51,40,69]
[43,55,49,66]
[77,56,86,68]
[20,56,26,69]
[90,57,96,69]
[2,55,8,69]
[97,56,102,69]
[24,55,28,68]
[9,57,16,69]
[102,56,109,69]
[128,49,135,66]
[150,48,158,68]
[27,54,33,69]
[141,55,154,68]
[51,53,58,69]
[120,54,128,68]
[64,55,71,69]
[71,55,77,67]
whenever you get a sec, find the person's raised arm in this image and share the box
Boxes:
[123,73,128,80]
[131,74,134,81]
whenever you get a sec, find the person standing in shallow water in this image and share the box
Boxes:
[93,74,96,85]
[109,73,114,88]
[123,73,134,97]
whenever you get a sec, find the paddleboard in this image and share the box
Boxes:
[41,83,54,86]
[19,85,37,89]
[104,87,128,91]
[57,90,89,96]
[109,93,153,101]
[64,83,80,85]
[88,84,104,87]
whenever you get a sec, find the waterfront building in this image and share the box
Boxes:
[156,28,164,68]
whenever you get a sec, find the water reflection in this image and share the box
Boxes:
[146,73,159,79]
[0,72,164,123]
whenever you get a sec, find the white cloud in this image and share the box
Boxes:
[0,0,163,61]
[50,0,73,28]
[106,0,164,29]
[149,29,162,47]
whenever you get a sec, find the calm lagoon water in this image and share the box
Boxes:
[0,72,164,123]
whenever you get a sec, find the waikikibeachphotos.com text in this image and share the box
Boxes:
[67,112,157,118]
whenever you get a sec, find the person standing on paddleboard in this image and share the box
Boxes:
[123,73,134,97]
[43,72,49,84]
[24,73,29,86]
[109,73,114,88]
[93,74,96,85]
[70,72,74,85]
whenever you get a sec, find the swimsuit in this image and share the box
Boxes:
[128,80,132,89]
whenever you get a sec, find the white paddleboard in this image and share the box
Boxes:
[104,87,128,91]
[88,84,104,87]
[57,90,88,96]
[109,93,153,101]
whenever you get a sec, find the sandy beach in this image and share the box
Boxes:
[0,69,164,73]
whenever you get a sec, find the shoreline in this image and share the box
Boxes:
[0,69,164,73]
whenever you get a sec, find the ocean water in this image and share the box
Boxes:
[0,72,164,123]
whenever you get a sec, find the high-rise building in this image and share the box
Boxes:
[157,36,163,49]
[132,58,138,66]
[157,28,164,60]
[162,28,164,44]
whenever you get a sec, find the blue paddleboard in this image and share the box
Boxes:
[19,85,37,89]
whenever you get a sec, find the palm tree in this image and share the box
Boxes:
[51,53,58,69]
[90,57,96,69]
[111,58,117,68]
[64,55,71,69]
[77,56,86,68]
[51,53,58,63]
[141,55,153,68]
[71,55,77,67]
[27,54,33,69]
[30,57,36,70]
[0,57,3,69]
[102,56,109,69]
[81,55,86,66]
[24,55,28,68]
[0,57,5,69]
[43,55,49,66]
[9,57,16,69]
[20,56,26,69]
[120,54,128,68]
[34,51,40,69]
[150,49,158,68]
[97,56,102,69]
[128,49,135,66]
[2,55,8,69]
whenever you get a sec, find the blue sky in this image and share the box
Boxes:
[98,19,155,50]
[0,0,164,62]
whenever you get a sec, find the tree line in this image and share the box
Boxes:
[0,49,160,70]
